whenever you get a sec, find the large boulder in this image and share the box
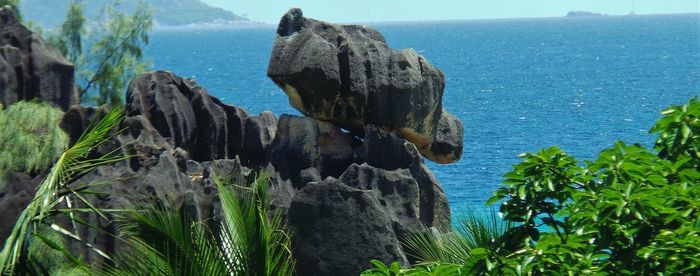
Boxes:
[362,125,451,230]
[267,8,463,164]
[270,121,450,275]
[126,71,199,153]
[126,71,277,164]
[0,6,77,110]
[288,179,408,276]
[240,111,277,167]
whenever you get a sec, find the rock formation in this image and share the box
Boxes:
[125,71,278,165]
[0,6,78,110]
[0,7,464,276]
[268,8,463,164]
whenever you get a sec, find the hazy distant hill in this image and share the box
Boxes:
[20,0,250,28]
[566,11,607,17]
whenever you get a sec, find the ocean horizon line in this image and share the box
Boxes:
[150,12,700,32]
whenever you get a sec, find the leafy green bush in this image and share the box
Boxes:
[365,97,700,275]
[483,98,700,274]
[0,101,69,184]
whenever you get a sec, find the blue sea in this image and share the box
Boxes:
[145,14,700,216]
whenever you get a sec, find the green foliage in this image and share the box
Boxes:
[27,228,91,275]
[103,172,296,275]
[366,97,700,275]
[53,0,86,64]
[0,101,69,186]
[0,0,19,9]
[363,260,466,276]
[213,172,295,276]
[364,210,512,275]
[403,210,512,265]
[483,97,700,274]
[651,97,700,166]
[82,1,152,107]
[0,0,20,17]
[49,0,153,107]
[0,0,19,7]
[0,106,125,275]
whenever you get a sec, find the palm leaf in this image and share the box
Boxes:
[402,208,513,265]
[0,106,126,275]
[213,171,295,276]
[102,171,295,276]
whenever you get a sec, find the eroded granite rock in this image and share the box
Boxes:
[267,8,463,164]
[288,179,408,276]
[0,6,77,110]
[126,71,277,164]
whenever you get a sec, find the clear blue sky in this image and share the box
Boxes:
[202,0,700,24]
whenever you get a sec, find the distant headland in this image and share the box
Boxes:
[20,0,255,28]
[566,11,608,17]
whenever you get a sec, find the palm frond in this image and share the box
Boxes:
[402,208,513,265]
[213,171,295,276]
[0,106,126,275]
[103,171,295,276]
[109,205,229,276]
[99,238,174,276]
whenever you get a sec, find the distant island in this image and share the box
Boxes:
[566,11,608,17]
[20,0,254,28]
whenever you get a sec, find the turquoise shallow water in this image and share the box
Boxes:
[145,14,700,216]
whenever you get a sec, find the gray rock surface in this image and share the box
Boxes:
[269,120,450,274]
[60,106,108,144]
[424,111,464,164]
[0,6,78,110]
[269,114,360,188]
[0,172,43,241]
[288,179,408,276]
[126,71,277,164]
[267,8,463,164]
[362,125,451,230]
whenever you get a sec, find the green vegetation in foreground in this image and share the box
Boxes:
[0,106,125,275]
[365,97,700,275]
[364,210,513,275]
[103,172,295,275]
[47,0,153,107]
[0,101,69,189]
[0,103,295,275]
